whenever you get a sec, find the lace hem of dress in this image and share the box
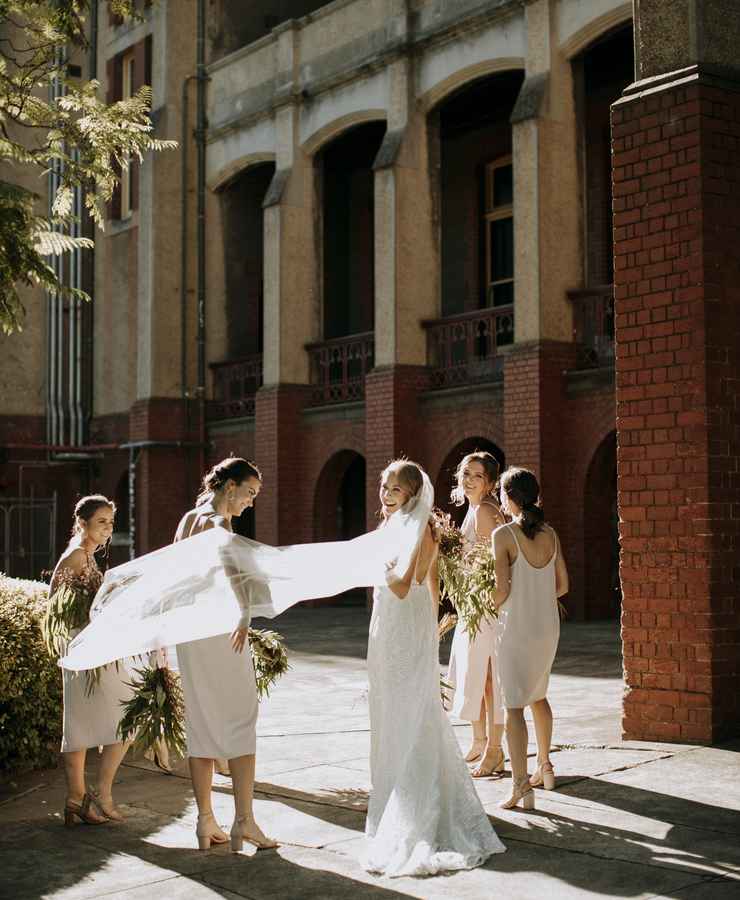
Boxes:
[362,838,505,878]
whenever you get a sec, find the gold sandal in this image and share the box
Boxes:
[64,793,107,826]
[472,746,505,778]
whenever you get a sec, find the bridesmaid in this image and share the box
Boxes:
[489,467,569,810]
[173,457,277,852]
[50,495,133,825]
[445,451,507,777]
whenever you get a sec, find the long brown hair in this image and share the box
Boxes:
[451,451,500,506]
[499,467,544,539]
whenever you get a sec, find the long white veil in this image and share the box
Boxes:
[61,471,434,671]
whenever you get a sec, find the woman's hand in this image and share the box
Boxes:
[231,626,248,654]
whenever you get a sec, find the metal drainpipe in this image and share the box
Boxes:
[196,0,208,476]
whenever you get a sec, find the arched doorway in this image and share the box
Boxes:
[435,437,505,527]
[314,450,367,605]
[584,431,619,619]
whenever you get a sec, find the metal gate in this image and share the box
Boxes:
[0,495,57,581]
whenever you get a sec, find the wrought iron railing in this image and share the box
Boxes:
[568,286,615,369]
[422,306,513,389]
[306,332,374,405]
[209,353,263,419]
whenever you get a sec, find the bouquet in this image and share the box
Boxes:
[434,510,498,639]
[249,627,290,699]
[116,627,289,760]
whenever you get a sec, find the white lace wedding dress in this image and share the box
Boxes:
[364,577,506,877]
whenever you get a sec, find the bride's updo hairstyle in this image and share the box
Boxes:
[72,494,116,538]
[450,450,500,506]
[197,456,262,505]
[499,467,544,540]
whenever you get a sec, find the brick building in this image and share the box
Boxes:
[1,0,738,743]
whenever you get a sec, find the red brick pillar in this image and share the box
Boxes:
[129,398,199,553]
[364,365,430,528]
[254,383,312,545]
[613,74,740,743]
[503,341,578,531]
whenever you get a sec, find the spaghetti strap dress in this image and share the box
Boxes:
[446,504,504,724]
[173,501,259,759]
[494,524,560,709]
[56,559,136,752]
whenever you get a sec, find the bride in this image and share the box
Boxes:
[364,459,505,877]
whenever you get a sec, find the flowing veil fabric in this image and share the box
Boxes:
[61,475,435,672]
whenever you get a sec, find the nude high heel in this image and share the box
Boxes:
[472,746,505,778]
[64,793,107,826]
[464,738,487,763]
[230,816,278,852]
[530,760,556,790]
[500,777,535,811]
[196,812,229,850]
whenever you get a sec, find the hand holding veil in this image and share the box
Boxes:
[61,472,434,671]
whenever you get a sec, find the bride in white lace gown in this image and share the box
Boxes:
[363,460,506,877]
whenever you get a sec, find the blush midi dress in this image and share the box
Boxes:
[173,502,259,759]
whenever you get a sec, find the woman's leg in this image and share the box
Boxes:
[505,707,528,783]
[63,749,87,803]
[95,742,130,806]
[530,697,553,767]
[472,664,505,776]
[190,756,217,815]
[229,753,276,848]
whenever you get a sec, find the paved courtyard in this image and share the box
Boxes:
[1,609,739,899]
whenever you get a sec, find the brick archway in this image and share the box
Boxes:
[434,436,505,527]
[584,430,619,620]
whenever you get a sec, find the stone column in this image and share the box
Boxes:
[256,24,317,542]
[504,0,581,524]
[366,57,436,524]
[614,0,740,742]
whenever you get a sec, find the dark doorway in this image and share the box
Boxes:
[321,121,386,339]
[220,162,275,359]
[314,450,367,606]
[584,431,619,619]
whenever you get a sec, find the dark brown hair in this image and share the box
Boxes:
[499,467,544,539]
[197,457,262,505]
[73,495,116,536]
[451,451,500,506]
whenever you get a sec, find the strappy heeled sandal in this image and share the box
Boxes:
[230,816,278,852]
[472,746,505,778]
[64,793,107,826]
[529,760,556,790]
[464,738,487,763]
[89,790,125,822]
[196,812,229,850]
[500,776,535,811]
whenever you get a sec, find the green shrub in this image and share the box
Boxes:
[0,575,62,775]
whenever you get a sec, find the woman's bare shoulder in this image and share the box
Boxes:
[477,501,504,530]
[58,547,88,574]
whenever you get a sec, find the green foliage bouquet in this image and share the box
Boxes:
[116,627,290,760]
[434,510,498,639]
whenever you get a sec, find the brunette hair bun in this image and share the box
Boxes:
[499,467,545,539]
[197,457,261,505]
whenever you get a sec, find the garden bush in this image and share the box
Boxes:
[0,575,62,775]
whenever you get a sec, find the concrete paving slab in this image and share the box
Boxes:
[651,876,740,899]
[93,877,246,900]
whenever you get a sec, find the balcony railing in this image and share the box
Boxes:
[209,353,263,419]
[423,306,513,389]
[306,332,374,405]
[568,286,615,369]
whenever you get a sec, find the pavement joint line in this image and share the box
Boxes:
[501,834,738,880]
[643,875,719,900]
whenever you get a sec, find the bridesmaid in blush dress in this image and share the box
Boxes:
[489,467,569,810]
[50,496,133,826]
[173,457,277,852]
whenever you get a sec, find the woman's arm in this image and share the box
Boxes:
[425,547,440,612]
[490,526,512,612]
[385,550,418,599]
[50,547,87,593]
[554,530,569,598]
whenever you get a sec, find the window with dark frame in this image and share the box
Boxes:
[484,157,514,309]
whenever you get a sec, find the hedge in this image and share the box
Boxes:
[0,575,62,775]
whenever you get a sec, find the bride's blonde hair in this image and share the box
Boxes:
[381,458,424,500]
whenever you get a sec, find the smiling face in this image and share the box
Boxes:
[226,476,261,517]
[379,471,411,518]
[79,505,115,549]
[461,460,493,505]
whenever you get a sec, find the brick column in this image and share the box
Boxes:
[503,341,578,530]
[129,398,199,553]
[254,383,311,545]
[613,8,740,741]
[364,366,430,528]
